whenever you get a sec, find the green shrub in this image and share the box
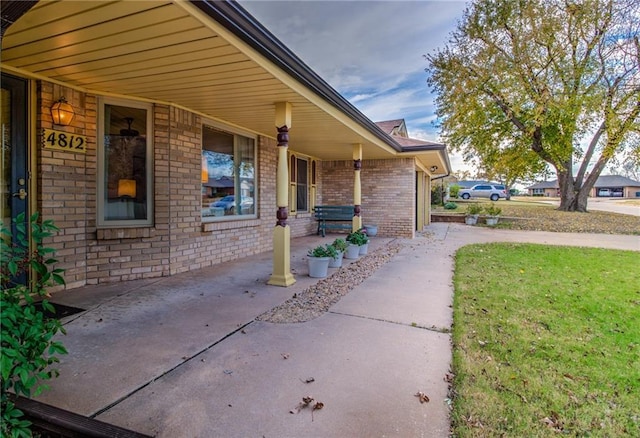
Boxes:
[444,202,458,210]
[485,203,502,216]
[308,244,338,259]
[331,238,348,252]
[346,230,369,246]
[465,204,483,215]
[431,185,443,205]
[449,184,461,198]
[1,213,67,437]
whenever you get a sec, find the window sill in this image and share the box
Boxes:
[202,218,261,232]
[96,227,156,240]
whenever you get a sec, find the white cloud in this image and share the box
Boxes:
[240,0,469,169]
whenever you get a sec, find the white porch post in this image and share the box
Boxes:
[352,143,363,232]
[268,102,296,287]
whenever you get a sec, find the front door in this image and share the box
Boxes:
[1,73,30,284]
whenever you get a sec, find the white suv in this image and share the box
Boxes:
[459,184,507,201]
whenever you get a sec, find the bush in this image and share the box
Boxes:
[449,185,461,198]
[444,202,458,210]
[1,213,67,437]
[346,230,369,246]
[485,203,502,216]
[308,244,338,259]
[331,238,348,252]
[465,204,483,215]
[431,185,443,205]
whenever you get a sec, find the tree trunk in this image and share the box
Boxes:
[557,168,590,212]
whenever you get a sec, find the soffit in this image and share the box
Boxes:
[2,0,448,168]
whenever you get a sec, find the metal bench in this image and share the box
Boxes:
[314,205,354,237]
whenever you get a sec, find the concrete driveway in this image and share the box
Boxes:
[526,197,640,216]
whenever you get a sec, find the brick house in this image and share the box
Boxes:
[1,0,450,291]
[526,175,640,198]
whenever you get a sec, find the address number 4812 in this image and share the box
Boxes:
[43,128,87,153]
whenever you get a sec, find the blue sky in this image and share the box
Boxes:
[239,0,470,171]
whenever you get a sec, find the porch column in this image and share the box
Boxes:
[416,171,425,230]
[352,143,363,232]
[268,102,296,287]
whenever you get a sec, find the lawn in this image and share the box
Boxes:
[452,243,640,437]
[433,199,640,235]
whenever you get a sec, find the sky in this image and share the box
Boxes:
[238,0,470,173]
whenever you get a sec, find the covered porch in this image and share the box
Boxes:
[1,0,450,290]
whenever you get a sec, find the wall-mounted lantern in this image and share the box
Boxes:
[50,97,75,126]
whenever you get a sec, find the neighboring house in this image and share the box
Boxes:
[591,175,640,198]
[526,175,640,198]
[1,0,450,291]
[526,181,560,197]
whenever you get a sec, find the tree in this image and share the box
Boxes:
[427,0,640,211]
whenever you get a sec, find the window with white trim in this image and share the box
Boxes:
[289,153,317,213]
[97,99,153,227]
[201,124,256,220]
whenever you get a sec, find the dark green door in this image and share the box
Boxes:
[2,73,29,284]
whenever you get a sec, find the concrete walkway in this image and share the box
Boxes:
[37,224,640,437]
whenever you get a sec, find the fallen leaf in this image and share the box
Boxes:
[312,401,324,421]
[415,391,430,403]
[300,377,315,384]
[281,353,290,360]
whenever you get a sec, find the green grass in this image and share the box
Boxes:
[452,243,640,437]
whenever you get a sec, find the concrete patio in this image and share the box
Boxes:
[35,224,639,437]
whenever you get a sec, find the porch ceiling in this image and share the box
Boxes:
[1,0,447,172]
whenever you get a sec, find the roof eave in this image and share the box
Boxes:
[189,0,403,152]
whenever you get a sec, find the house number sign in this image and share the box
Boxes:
[42,128,87,154]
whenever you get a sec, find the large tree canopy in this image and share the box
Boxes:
[427,0,640,211]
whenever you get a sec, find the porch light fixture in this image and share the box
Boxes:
[430,165,438,172]
[50,97,75,126]
[117,179,136,199]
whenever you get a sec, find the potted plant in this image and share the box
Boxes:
[484,203,502,226]
[307,244,337,278]
[347,229,370,255]
[363,224,378,237]
[465,204,483,225]
[329,238,348,268]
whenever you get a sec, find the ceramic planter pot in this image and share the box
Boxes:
[465,214,479,225]
[364,225,377,236]
[328,251,344,268]
[308,256,330,278]
[485,216,499,226]
[359,243,369,255]
[344,244,360,259]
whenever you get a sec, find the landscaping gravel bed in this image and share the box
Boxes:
[257,241,403,323]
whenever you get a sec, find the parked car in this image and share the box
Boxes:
[599,189,611,197]
[459,184,508,201]
[210,195,254,213]
[211,195,236,211]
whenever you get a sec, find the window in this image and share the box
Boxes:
[97,99,153,227]
[201,124,256,220]
[288,154,317,213]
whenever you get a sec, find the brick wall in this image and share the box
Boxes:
[37,82,92,290]
[321,158,416,238]
[35,80,411,292]
[36,82,318,290]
